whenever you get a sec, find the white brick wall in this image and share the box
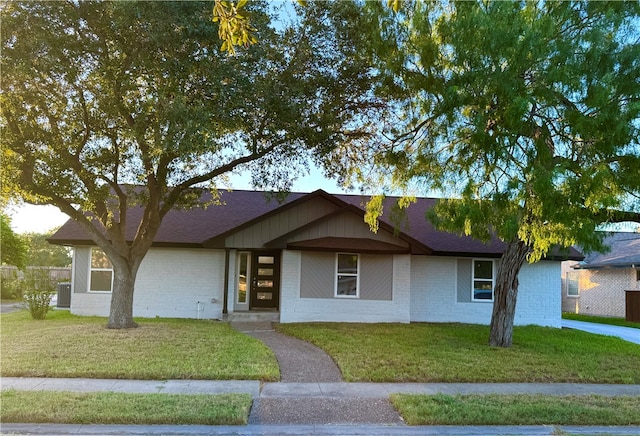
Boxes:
[70,247,562,326]
[516,261,561,327]
[410,257,561,327]
[71,248,225,319]
[280,251,411,323]
[71,292,111,317]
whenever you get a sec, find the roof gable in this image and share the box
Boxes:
[576,232,640,268]
[48,188,584,259]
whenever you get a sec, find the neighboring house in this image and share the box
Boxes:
[562,232,640,317]
[49,190,582,327]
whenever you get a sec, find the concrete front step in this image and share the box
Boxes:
[224,311,280,322]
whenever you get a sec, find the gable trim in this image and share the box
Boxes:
[287,237,410,254]
[202,190,344,248]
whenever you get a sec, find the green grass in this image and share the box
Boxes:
[563,312,640,329]
[1,310,279,381]
[275,323,640,383]
[390,394,640,426]
[1,390,252,425]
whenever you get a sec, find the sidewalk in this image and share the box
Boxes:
[4,377,640,398]
[2,378,640,435]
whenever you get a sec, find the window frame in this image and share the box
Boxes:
[236,251,251,305]
[335,252,360,299]
[566,271,580,297]
[471,258,495,302]
[88,247,114,293]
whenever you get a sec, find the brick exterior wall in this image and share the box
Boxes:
[71,248,225,319]
[70,247,562,326]
[410,258,561,327]
[561,261,639,317]
[280,251,412,323]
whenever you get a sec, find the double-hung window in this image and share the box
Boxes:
[472,259,494,301]
[566,271,579,297]
[335,253,359,298]
[89,248,113,292]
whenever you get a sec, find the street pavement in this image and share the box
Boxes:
[3,422,640,435]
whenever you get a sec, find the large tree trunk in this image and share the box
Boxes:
[107,259,140,329]
[489,239,531,347]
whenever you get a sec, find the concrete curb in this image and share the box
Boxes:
[2,423,640,435]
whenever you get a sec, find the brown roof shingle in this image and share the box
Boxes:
[48,189,584,260]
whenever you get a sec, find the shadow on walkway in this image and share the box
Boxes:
[229,321,404,425]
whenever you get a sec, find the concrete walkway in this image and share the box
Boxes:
[562,319,640,344]
[230,321,343,383]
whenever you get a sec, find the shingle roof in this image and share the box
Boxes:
[48,189,583,260]
[575,232,640,269]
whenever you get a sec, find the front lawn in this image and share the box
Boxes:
[1,390,252,425]
[391,394,640,426]
[0,310,279,381]
[563,312,640,329]
[275,323,640,383]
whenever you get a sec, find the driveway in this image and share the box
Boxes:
[562,319,640,345]
[0,303,22,314]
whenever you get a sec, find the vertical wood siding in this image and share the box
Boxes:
[457,258,471,303]
[224,196,340,248]
[73,246,90,294]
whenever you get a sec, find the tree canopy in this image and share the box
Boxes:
[0,213,27,269]
[0,0,382,327]
[23,231,72,267]
[363,0,640,346]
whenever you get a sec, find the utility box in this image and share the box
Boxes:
[625,290,640,323]
[57,282,71,309]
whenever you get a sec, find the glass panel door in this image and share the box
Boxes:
[250,252,280,309]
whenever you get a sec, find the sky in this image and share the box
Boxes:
[7,166,359,234]
[8,168,639,234]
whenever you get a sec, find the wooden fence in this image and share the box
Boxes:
[1,266,71,282]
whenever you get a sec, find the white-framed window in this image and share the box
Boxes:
[89,247,113,292]
[472,259,494,302]
[566,271,579,297]
[335,253,359,298]
[237,252,250,304]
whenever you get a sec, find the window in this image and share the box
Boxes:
[566,271,579,297]
[472,259,494,301]
[336,253,359,298]
[636,269,640,282]
[237,252,249,304]
[90,248,113,292]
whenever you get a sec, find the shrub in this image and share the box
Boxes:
[1,270,23,300]
[22,269,56,320]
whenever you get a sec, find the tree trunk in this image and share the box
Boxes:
[489,239,531,347]
[106,260,139,329]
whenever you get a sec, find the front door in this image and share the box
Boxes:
[250,252,280,309]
